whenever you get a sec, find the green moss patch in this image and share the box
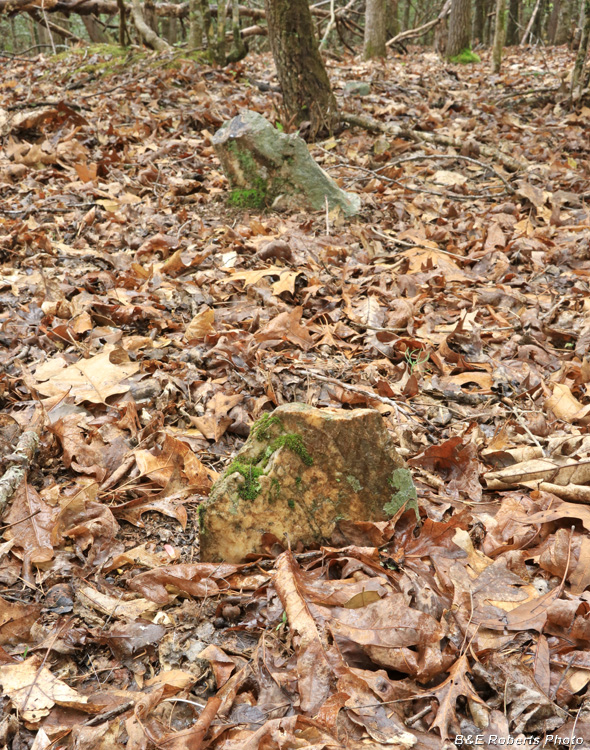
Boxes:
[225,459,266,501]
[224,417,313,501]
[228,187,267,209]
[252,413,283,441]
[269,434,313,466]
[449,49,481,64]
[225,141,269,208]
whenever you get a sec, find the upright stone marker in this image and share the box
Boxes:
[212,111,360,215]
[199,403,415,562]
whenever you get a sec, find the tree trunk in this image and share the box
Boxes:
[130,0,170,50]
[520,0,541,42]
[532,0,546,40]
[227,0,248,62]
[473,0,486,42]
[492,0,507,70]
[264,0,339,138]
[484,0,495,42]
[403,0,411,32]
[212,0,227,63]
[446,0,471,56]
[82,14,108,42]
[506,0,519,43]
[571,0,590,99]
[387,0,400,38]
[364,0,387,58]
[555,0,573,43]
[161,16,177,43]
[547,0,561,42]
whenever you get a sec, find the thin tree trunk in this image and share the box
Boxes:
[447,0,471,56]
[555,0,573,43]
[532,0,546,40]
[403,0,411,31]
[473,0,486,42]
[213,0,227,63]
[547,0,561,42]
[571,0,590,99]
[116,0,128,46]
[492,0,507,70]
[264,0,339,137]
[81,14,108,41]
[506,0,519,43]
[520,0,541,42]
[364,0,387,58]
[226,0,248,61]
[130,0,170,50]
[387,0,400,38]
[188,0,204,49]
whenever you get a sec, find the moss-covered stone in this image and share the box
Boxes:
[212,111,360,216]
[200,403,412,562]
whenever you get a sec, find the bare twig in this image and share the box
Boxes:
[341,112,527,173]
[0,422,42,517]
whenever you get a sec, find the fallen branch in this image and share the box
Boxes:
[341,112,527,173]
[0,422,42,517]
[382,152,516,194]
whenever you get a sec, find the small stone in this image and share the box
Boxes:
[199,403,414,562]
[344,81,371,96]
[221,604,241,621]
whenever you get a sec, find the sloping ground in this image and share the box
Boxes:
[0,43,590,748]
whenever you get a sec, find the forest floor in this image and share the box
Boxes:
[0,42,590,749]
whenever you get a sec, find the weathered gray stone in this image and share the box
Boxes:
[212,111,360,216]
[199,403,416,562]
[343,81,371,96]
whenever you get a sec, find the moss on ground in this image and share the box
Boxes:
[449,48,481,64]
[228,187,267,209]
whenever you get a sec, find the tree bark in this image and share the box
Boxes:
[130,0,170,50]
[364,0,387,58]
[81,14,108,42]
[571,0,590,100]
[520,0,541,43]
[446,0,471,56]
[506,0,519,44]
[386,0,400,38]
[492,0,507,71]
[473,0,486,42]
[547,0,560,42]
[264,0,339,138]
[227,0,248,62]
[555,0,573,43]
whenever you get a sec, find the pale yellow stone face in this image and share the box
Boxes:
[200,404,410,563]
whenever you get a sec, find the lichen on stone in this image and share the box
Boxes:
[346,475,362,492]
[384,468,419,521]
